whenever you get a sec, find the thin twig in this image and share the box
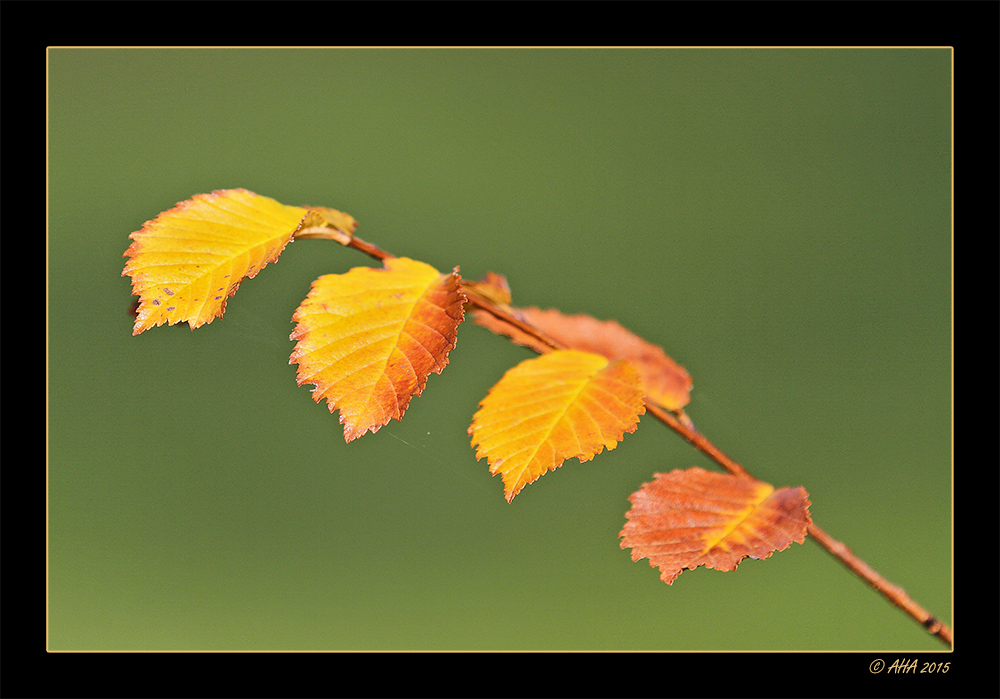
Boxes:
[642,403,749,477]
[807,524,952,646]
[293,224,394,261]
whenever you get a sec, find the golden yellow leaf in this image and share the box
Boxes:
[289,257,466,442]
[122,189,309,335]
[469,350,646,502]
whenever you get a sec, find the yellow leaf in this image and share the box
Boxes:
[289,257,466,442]
[469,350,646,501]
[122,189,309,335]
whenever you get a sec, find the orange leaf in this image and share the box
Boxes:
[469,350,646,502]
[469,291,692,411]
[619,467,812,584]
[289,257,466,442]
[122,189,309,335]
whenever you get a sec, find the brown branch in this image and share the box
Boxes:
[642,403,750,477]
[807,523,952,646]
[460,287,569,356]
[321,227,952,648]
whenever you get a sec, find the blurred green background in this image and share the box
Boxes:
[47,48,951,651]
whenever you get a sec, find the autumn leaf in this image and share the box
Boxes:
[459,271,512,306]
[469,350,646,502]
[466,274,692,411]
[289,257,466,442]
[122,189,309,335]
[293,206,359,243]
[619,467,812,584]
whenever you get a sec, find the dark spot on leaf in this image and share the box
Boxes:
[163,288,174,296]
[152,299,161,306]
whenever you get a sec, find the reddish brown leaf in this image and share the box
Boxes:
[619,467,811,584]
